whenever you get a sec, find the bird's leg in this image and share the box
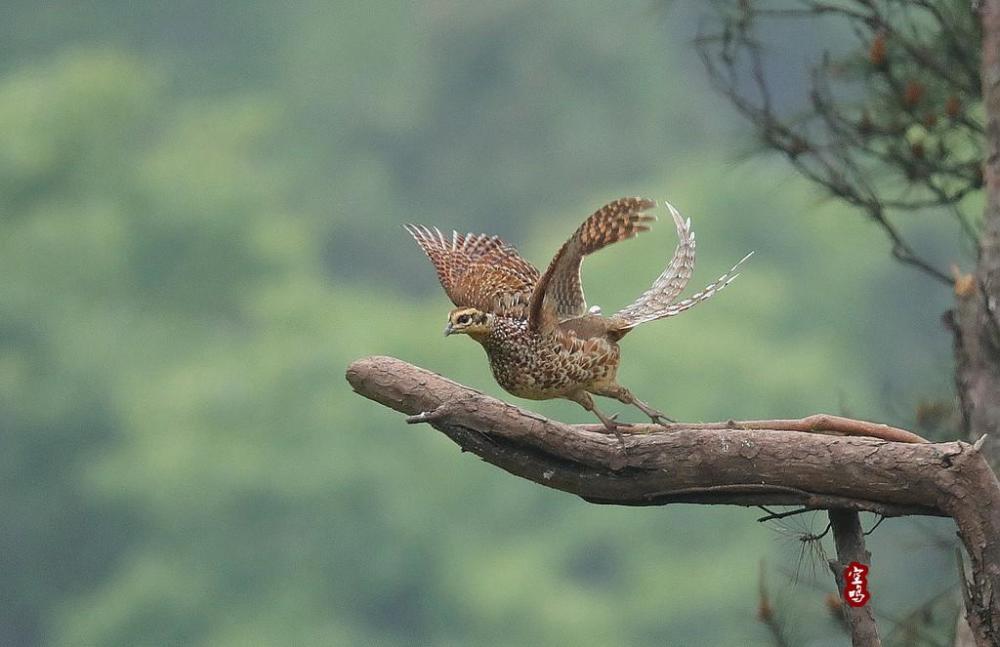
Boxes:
[593,383,674,427]
[566,390,629,452]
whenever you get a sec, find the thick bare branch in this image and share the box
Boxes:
[346,355,1000,646]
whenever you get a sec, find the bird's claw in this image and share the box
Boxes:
[606,412,634,427]
[649,413,674,427]
[613,429,628,455]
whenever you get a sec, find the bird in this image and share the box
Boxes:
[405,197,751,447]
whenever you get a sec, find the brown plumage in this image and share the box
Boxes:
[529,196,656,329]
[403,225,539,318]
[407,197,751,447]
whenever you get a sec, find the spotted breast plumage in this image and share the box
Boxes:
[406,197,751,447]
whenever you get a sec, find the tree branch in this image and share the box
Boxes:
[346,355,1000,647]
[696,0,982,286]
[828,510,882,646]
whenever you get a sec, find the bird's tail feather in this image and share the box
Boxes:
[612,201,752,332]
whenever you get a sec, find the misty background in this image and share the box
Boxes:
[2,2,965,645]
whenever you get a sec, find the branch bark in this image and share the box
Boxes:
[946,6,1000,640]
[347,355,1000,647]
[952,0,1000,469]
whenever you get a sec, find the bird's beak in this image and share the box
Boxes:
[443,323,454,337]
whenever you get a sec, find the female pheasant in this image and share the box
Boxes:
[406,197,751,445]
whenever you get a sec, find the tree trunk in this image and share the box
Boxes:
[953,0,1000,466]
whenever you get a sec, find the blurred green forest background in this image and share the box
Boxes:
[1,2,969,646]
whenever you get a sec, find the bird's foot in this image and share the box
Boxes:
[647,412,674,427]
[605,412,634,426]
[632,402,674,427]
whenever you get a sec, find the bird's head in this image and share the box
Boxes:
[444,307,491,339]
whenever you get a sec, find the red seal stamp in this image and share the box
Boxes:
[843,561,870,607]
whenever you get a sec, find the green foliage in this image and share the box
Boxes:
[1,3,962,646]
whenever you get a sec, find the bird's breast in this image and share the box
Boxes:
[479,321,620,399]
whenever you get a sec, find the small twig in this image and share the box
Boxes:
[757,506,812,522]
[863,514,888,536]
[406,402,454,424]
[813,521,832,541]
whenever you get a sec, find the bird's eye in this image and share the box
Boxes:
[457,314,471,325]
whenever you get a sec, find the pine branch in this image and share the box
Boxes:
[347,355,1000,647]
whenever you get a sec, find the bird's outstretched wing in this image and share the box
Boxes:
[528,197,656,332]
[405,225,540,318]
